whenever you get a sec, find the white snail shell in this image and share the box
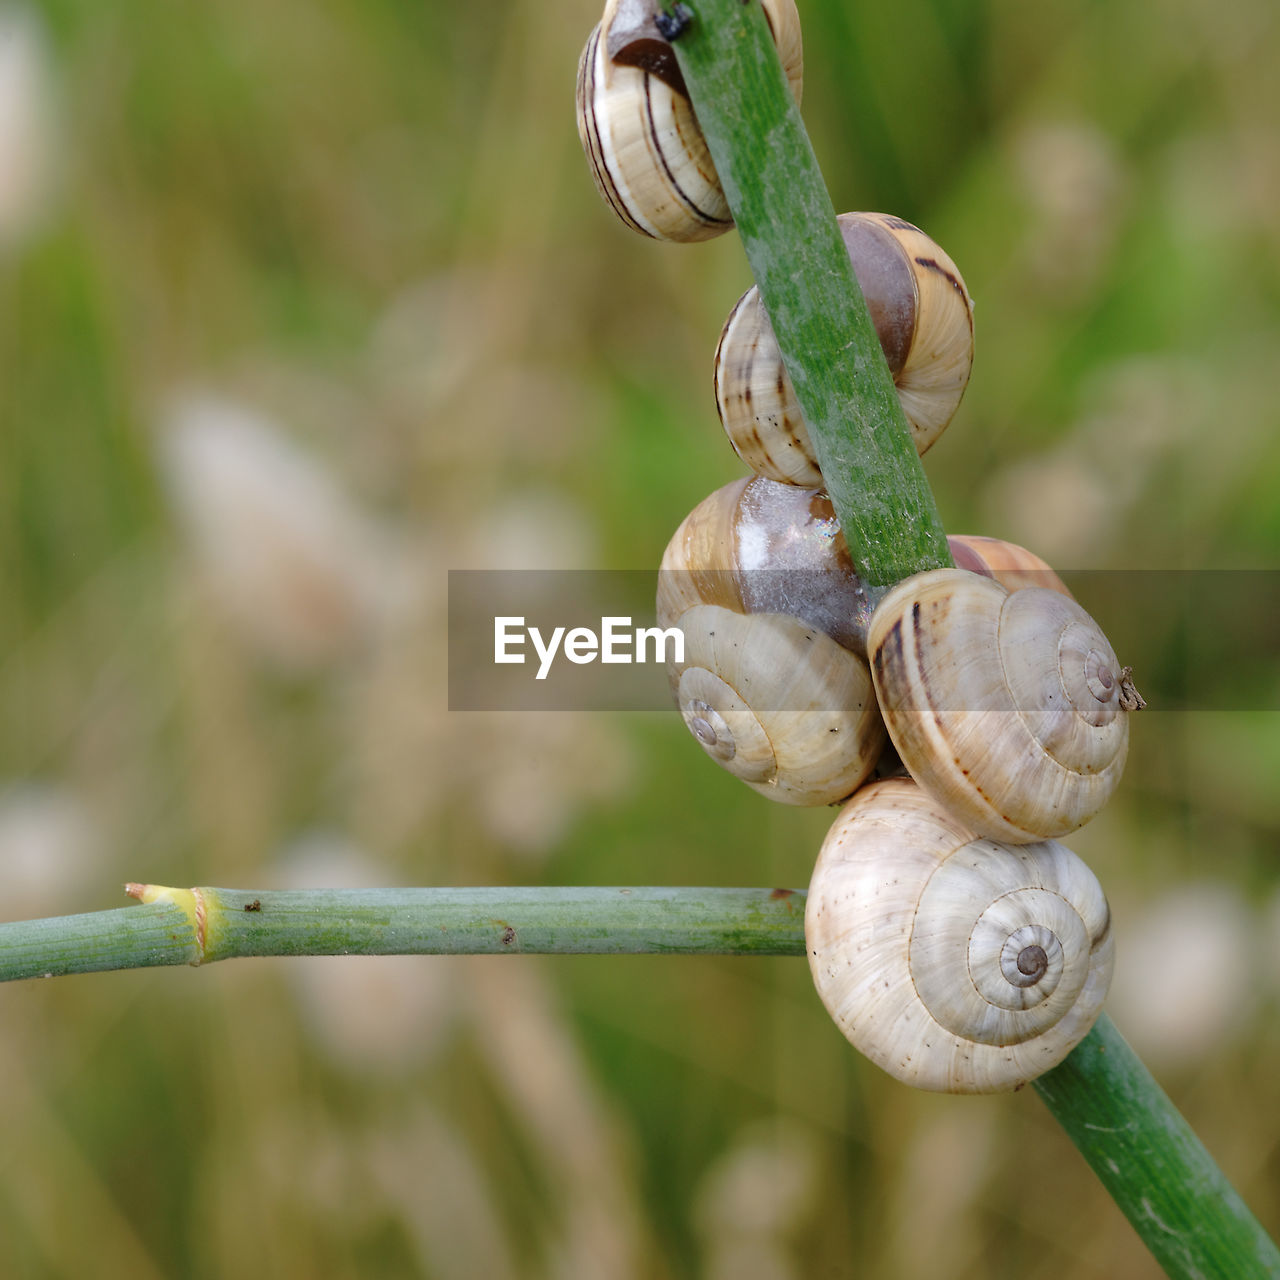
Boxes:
[658,477,885,805]
[714,212,974,484]
[805,777,1114,1093]
[867,568,1132,844]
[576,0,803,243]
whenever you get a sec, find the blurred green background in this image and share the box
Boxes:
[1,0,1278,1275]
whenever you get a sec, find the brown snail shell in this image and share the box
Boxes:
[806,777,1114,1093]
[714,212,974,484]
[576,0,803,243]
[867,568,1134,844]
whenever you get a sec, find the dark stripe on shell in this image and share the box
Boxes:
[579,27,653,238]
[643,73,730,228]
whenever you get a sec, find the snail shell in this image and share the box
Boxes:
[658,477,885,805]
[867,569,1132,844]
[657,475,872,651]
[948,533,1073,599]
[576,0,803,243]
[672,604,885,805]
[805,777,1114,1093]
[714,212,974,484]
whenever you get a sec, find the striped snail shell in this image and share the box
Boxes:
[867,568,1140,845]
[805,778,1114,1093]
[658,476,885,805]
[714,212,974,485]
[576,0,803,243]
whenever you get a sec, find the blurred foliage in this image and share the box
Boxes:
[0,0,1278,1276]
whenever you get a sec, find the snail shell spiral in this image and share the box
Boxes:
[576,0,803,243]
[673,604,885,805]
[868,569,1131,844]
[805,778,1114,1093]
[714,212,974,484]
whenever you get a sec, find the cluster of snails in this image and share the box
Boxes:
[576,0,1142,1093]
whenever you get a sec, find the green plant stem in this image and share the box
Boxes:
[0,885,808,980]
[666,2,1280,1275]
[668,0,953,590]
[1034,1015,1280,1278]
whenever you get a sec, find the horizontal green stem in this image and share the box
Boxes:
[1034,1014,1280,1278]
[0,885,808,980]
[669,0,953,589]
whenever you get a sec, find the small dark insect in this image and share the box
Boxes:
[244,899,262,912]
[654,3,694,41]
[501,925,516,946]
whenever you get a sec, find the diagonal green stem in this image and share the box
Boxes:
[664,1,1280,1275]
[667,0,953,590]
[1034,1015,1280,1279]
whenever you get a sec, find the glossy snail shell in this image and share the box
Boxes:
[867,568,1132,844]
[658,477,885,805]
[576,0,803,243]
[805,777,1114,1093]
[656,475,872,652]
[714,212,974,484]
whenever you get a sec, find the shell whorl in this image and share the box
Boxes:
[673,604,885,805]
[714,212,974,484]
[805,778,1114,1093]
[576,0,803,243]
[867,569,1130,844]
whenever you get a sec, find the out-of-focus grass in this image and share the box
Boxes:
[0,0,1277,1276]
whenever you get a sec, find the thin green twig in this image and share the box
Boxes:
[667,0,952,589]
[0,885,807,981]
[1034,1016,1280,1279]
